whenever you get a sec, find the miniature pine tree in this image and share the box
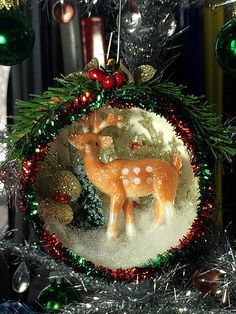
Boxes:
[71,158,106,229]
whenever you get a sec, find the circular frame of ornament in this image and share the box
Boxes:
[18,70,214,282]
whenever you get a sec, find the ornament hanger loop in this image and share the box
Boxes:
[116,0,122,64]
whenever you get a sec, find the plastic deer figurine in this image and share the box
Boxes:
[68,110,182,240]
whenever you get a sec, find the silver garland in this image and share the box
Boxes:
[60,228,236,313]
[0,159,20,196]
[1,228,236,313]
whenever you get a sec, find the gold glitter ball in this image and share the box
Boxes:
[38,200,74,225]
[52,170,81,201]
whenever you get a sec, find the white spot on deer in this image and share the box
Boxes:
[123,179,129,186]
[134,178,141,185]
[133,167,141,174]
[122,168,129,175]
[147,177,153,184]
[146,166,153,173]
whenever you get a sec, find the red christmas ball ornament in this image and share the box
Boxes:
[113,71,125,87]
[53,1,75,24]
[193,267,221,294]
[88,68,106,82]
[53,192,70,203]
[102,75,115,89]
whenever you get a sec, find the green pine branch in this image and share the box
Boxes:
[4,72,236,165]
[6,74,100,162]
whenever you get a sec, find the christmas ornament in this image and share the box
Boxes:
[120,0,177,70]
[37,279,82,313]
[12,261,30,293]
[51,170,81,201]
[215,17,236,76]
[0,1,35,66]
[193,267,221,294]
[0,301,36,313]
[6,59,235,282]
[38,199,74,225]
[53,1,76,24]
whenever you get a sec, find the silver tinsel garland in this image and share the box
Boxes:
[1,228,236,313]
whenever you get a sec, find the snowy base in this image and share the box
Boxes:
[45,199,196,269]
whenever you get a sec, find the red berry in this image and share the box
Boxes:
[102,75,115,89]
[88,68,106,82]
[113,71,125,87]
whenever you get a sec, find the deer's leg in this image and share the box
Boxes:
[164,202,175,222]
[123,199,136,238]
[152,194,165,227]
[107,194,125,240]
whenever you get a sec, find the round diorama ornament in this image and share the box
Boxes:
[215,17,236,77]
[9,59,233,282]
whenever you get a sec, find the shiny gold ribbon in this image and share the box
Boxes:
[0,0,19,10]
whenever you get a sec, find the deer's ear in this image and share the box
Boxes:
[100,136,113,149]
[68,134,82,148]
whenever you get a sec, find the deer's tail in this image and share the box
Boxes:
[172,154,182,172]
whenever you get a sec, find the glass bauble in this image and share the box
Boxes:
[53,1,75,24]
[12,261,30,293]
[37,280,82,313]
[0,8,35,66]
[215,18,236,77]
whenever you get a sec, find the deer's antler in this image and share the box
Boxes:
[92,110,123,134]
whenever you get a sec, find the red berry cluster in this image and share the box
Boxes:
[88,68,125,89]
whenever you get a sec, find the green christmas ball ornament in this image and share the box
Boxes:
[0,8,35,66]
[215,17,236,77]
[37,279,82,313]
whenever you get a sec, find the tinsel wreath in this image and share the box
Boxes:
[1,227,236,313]
[4,57,235,282]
